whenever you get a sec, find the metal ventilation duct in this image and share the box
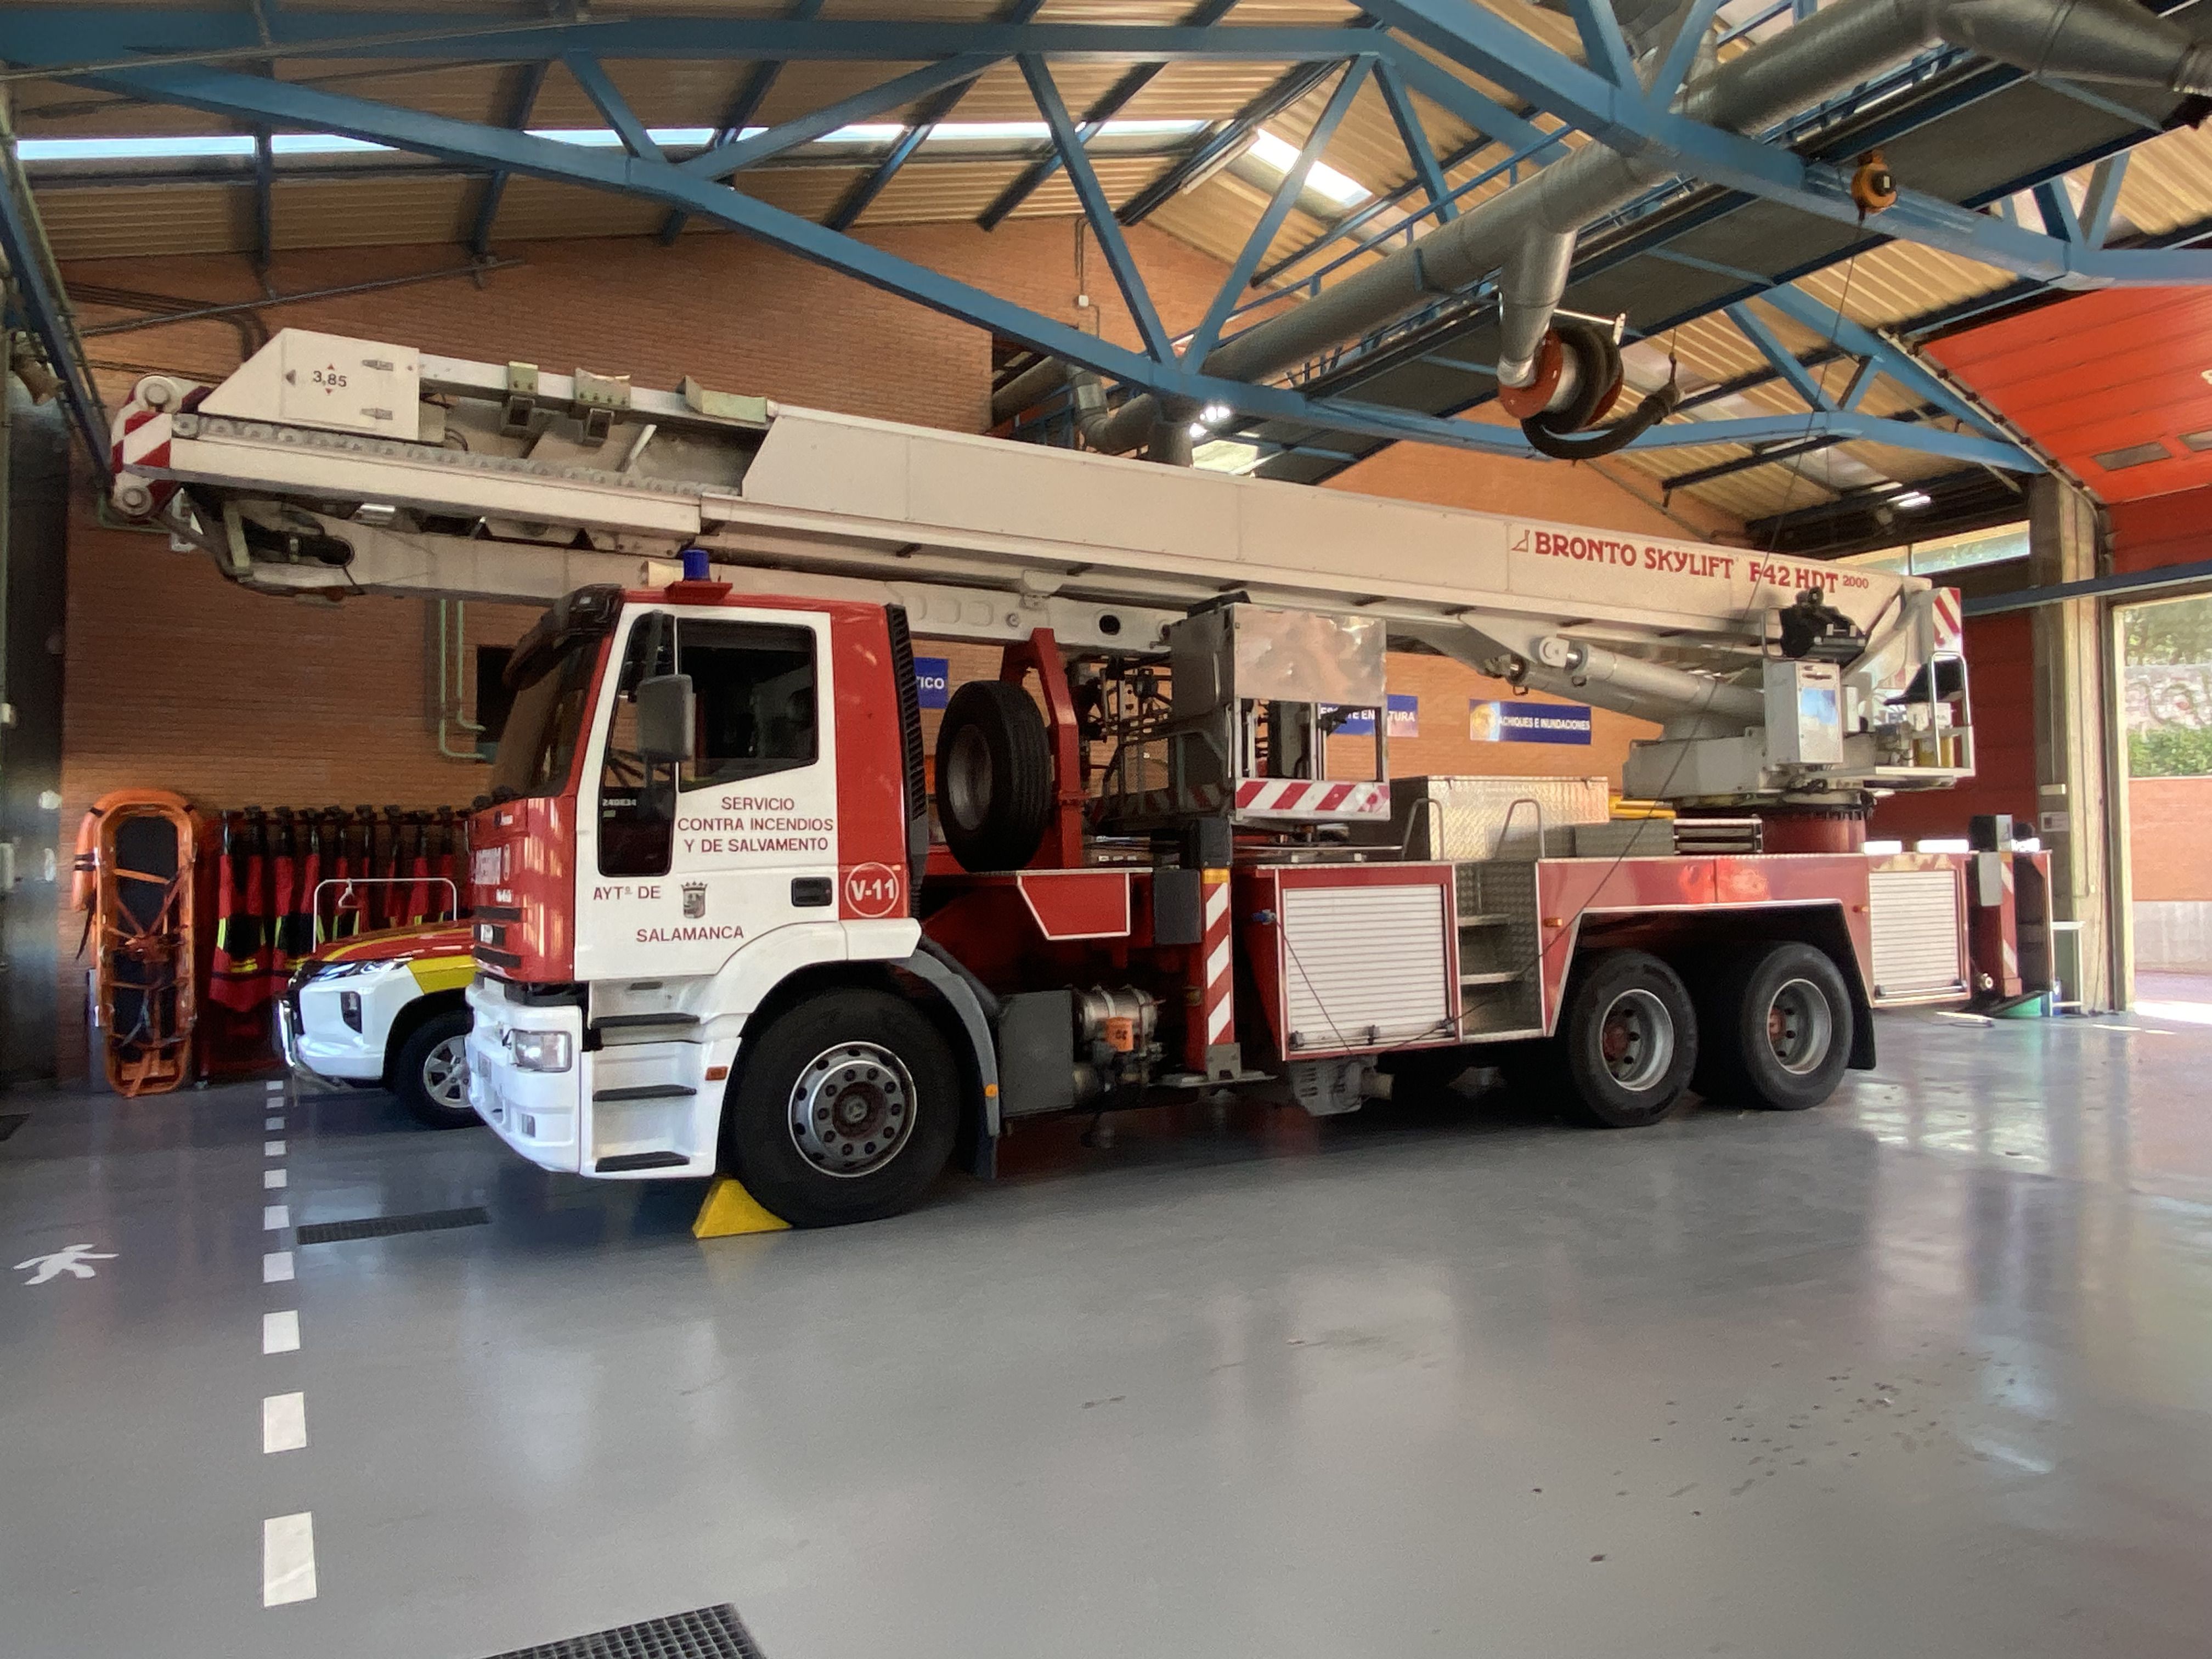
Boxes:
[1007,0,2212,459]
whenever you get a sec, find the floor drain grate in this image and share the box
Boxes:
[479,1603,765,1658]
[295,1205,490,1244]
[0,1113,26,1142]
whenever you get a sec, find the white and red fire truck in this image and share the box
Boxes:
[112,330,2047,1226]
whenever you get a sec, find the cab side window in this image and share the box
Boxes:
[679,620,817,790]
[597,617,675,878]
[597,614,820,877]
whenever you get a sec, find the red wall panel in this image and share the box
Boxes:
[2109,488,2212,576]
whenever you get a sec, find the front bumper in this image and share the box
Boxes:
[467,979,726,1179]
[279,977,388,1084]
[467,979,586,1172]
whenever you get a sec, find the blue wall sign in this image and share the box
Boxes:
[1325,693,1419,737]
[1469,699,1593,745]
[915,656,950,710]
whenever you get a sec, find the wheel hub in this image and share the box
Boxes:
[789,1042,916,1178]
[422,1034,469,1110]
[1598,989,1673,1092]
[1765,978,1833,1075]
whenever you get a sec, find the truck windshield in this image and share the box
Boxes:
[489,635,602,799]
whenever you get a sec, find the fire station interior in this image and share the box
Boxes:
[7,3,2212,1655]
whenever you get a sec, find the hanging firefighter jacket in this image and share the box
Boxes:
[404,810,433,927]
[266,807,298,1000]
[208,810,264,1014]
[329,809,369,942]
[283,810,321,964]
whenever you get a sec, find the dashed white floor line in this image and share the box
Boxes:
[262,1392,307,1454]
[262,1513,317,1606]
[257,1091,312,1612]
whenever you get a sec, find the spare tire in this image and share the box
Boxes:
[936,680,1054,872]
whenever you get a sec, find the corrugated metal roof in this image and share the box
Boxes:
[15,0,2212,531]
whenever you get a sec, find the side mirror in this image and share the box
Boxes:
[635,674,695,764]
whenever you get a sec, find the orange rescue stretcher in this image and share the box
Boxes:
[72,788,200,1096]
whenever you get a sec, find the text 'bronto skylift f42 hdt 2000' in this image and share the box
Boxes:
[109,329,2046,1227]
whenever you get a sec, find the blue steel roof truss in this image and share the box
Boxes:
[3,3,2209,484]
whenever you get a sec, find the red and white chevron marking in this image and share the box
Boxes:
[1203,872,1233,1046]
[1999,854,2017,984]
[109,404,177,517]
[1233,778,1390,819]
[1931,586,1964,649]
[1185,868,1235,1069]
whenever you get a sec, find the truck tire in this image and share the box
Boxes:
[392,1007,477,1130]
[1558,949,1696,1128]
[936,680,1053,872]
[1699,941,1853,1111]
[721,989,962,1227]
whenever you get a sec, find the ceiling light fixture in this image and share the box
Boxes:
[1891,489,1933,509]
[1244,130,1369,207]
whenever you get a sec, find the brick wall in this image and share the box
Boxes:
[52,218,1724,1073]
[2129,777,2212,901]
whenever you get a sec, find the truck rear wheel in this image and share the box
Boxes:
[1558,949,1696,1128]
[936,680,1053,872]
[1699,941,1853,1111]
[721,989,961,1227]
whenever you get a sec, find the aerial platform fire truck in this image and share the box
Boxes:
[112,330,2047,1227]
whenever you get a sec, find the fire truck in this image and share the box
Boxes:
[111,330,2046,1227]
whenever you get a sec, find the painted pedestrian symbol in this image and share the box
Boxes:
[14,1244,116,1285]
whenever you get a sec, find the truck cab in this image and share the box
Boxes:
[465,578,935,1216]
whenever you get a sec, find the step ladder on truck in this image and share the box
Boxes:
[110,329,2049,1227]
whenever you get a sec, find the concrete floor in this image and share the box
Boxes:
[5,1006,2212,1659]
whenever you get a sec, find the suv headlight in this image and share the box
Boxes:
[507,1030,572,1073]
[296,958,386,989]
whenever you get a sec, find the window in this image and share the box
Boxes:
[488,635,599,800]
[679,620,817,788]
[1848,523,2028,578]
[597,613,820,876]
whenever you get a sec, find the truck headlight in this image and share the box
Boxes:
[339,991,363,1032]
[508,1030,572,1073]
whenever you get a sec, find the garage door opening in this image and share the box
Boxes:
[2118,588,2212,1024]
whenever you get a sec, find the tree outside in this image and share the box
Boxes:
[2123,593,2212,778]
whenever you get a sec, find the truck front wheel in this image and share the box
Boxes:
[1559,949,1696,1128]
[721,989,961,1227]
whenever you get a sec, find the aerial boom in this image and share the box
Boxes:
[112,329,1972,807]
